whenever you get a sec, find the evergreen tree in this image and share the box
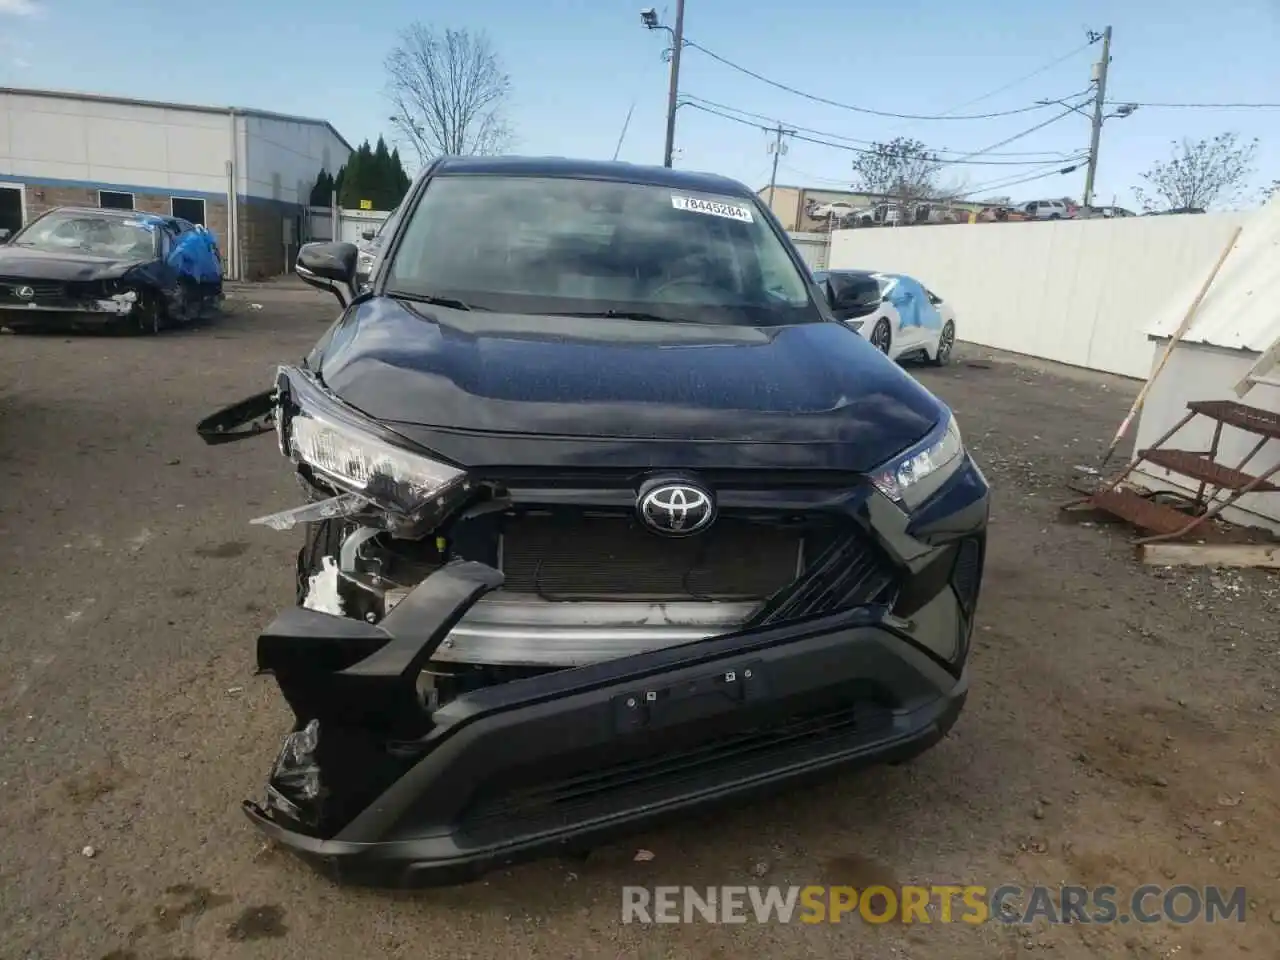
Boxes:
[373,136,393,208]
[308,169,335,206]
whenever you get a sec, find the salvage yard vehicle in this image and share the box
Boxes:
[198,157,989,886]
[812,268,957,365]
[0,207,222,334]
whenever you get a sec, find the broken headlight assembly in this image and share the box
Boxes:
[260,366,471,536]
[870,412,964,512]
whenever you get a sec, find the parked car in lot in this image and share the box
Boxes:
[198,157,989,886]
[354,205,400,288]
[1077,205,1135,219]
[811,268,957,365]
[1021,199,1076,220]
[807,200,860,222]
[0,207,222,334]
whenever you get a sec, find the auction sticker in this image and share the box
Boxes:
[671,195,754,222]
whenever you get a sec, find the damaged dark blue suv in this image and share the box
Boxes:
[198,156,989,887]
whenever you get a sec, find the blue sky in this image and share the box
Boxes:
[2,0,1276,208]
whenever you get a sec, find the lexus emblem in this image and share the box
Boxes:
[15,285,34,301]
[638,480,715,536]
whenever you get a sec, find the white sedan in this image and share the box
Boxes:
[811,269,957,365]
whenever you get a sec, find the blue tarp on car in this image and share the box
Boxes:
[167,226,222,284]
[878,273,942,330]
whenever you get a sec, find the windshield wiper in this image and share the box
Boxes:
[558,310,676,323]
[391,292,474,311]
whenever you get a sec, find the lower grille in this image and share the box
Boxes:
[460,698,894,839]
[499,514,802,601]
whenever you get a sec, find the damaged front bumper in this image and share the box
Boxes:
[0,291,137,327]
[245,559,968,887]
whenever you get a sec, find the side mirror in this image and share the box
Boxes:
[296,241,359,307]
[0,228,10,243]
[361,229,375,241]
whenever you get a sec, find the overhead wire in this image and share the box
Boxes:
[926,38,1101,118]
[681,93,1081,159]
[957,160,1089,198]
[681,39,1082,120]
[1106,99,1280,109]
[680,99,1089,167]
[936,99,1093,166]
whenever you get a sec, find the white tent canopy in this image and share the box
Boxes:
[1146,194,1280,355]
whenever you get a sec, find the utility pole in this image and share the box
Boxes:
[662,0,686,168]
[766,124,793,209]
[1082,25,1112,209]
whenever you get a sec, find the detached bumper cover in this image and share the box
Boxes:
[245,561,968,887]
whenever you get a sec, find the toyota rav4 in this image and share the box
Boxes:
[198,156,990,887]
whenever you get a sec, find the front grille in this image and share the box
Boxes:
[0,278,66,304]
[499,514,802,601]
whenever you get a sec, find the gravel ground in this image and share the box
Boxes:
[2,282,1278,960]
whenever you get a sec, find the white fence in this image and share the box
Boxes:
[305,206,392,245]
[828,213,1250,378]
[788,232,829,271]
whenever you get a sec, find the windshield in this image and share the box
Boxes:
[12,211,159,260]
[385,175,820,325]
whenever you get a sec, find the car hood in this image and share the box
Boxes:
[318,295,944,472]
[0,246,147,281]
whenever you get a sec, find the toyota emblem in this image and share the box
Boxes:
[638,480,716,536]
[15,285,34,301]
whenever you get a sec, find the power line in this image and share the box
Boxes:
[1105,99,1280,109]
[930,38,1101,118]
[682,39,1081,120]
[681,93,1081,159]
[681,99,1089,166]
[939,101,1093,166]
[958,160,1088,199]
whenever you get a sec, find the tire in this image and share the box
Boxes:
[928,321,956,366]
[296,518,346,604]
[1049,213,1062,220]
[869,318,892,356]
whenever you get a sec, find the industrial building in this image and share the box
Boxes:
[0,86,352,280]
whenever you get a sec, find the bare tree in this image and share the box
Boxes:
[1133,133,1258,213]
[386,24,513,163]
[852,138,943,212]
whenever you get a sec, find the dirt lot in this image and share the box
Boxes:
[2,282,1278,960]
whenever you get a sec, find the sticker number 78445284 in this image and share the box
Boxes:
[670,195,754,223]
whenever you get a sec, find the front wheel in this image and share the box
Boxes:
[928,321,955,366]
[869,318,892,356]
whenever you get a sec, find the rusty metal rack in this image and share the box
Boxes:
[1064,399,1280,545]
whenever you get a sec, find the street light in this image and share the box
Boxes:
[640,2,686,168]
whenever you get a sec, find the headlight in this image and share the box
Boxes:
[846,319,865,331]
[870,413,964,511]
[275,366,467,522]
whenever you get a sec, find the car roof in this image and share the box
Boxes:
[429,155,755,199]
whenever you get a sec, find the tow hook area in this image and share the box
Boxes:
[250,560,504,836]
